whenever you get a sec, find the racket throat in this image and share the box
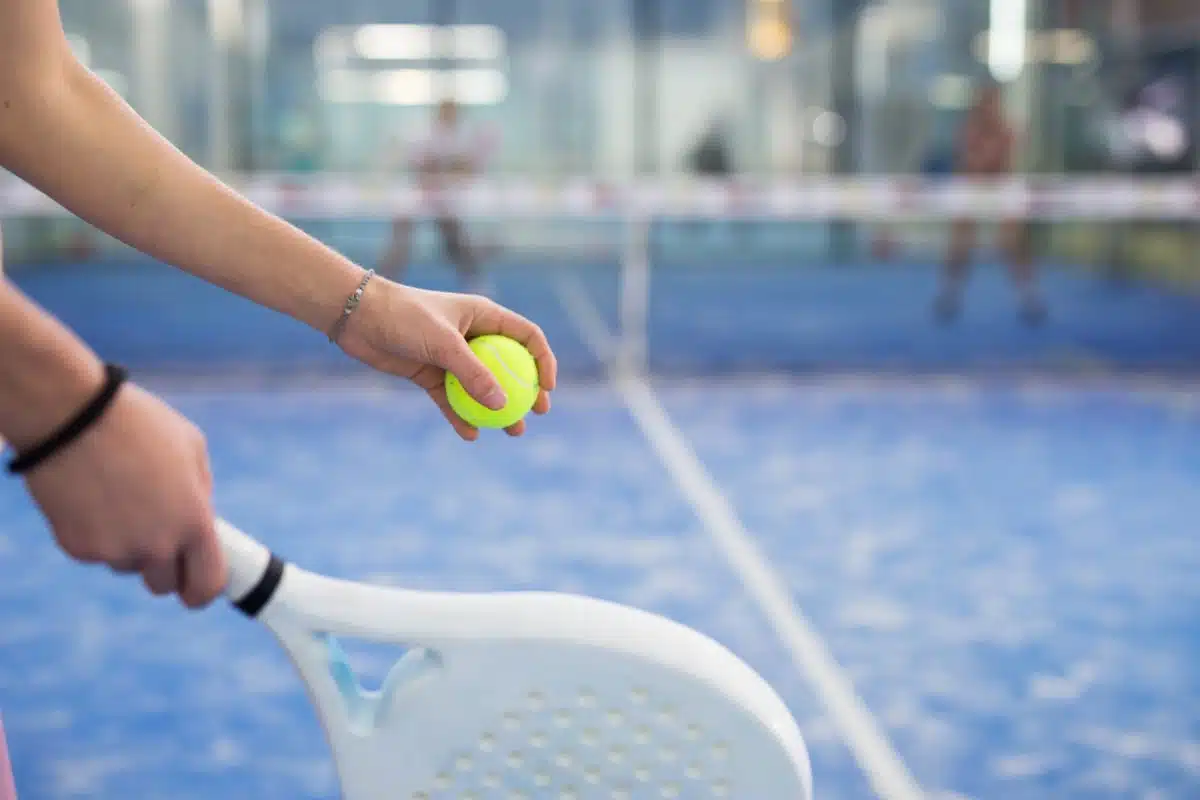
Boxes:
[322,634,444,737]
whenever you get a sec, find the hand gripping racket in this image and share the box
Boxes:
[218,519,813,799]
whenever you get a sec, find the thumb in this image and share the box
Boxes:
[434,329,507,410]
[179,514,227,610]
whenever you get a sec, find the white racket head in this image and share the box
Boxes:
[218,520,813,799]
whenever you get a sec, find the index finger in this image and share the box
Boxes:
[471,305,558,392]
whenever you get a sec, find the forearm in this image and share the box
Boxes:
[0,282,104,452]
[0,58,361,333]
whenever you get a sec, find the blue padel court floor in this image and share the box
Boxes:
[8,257,1200,375]
[2,257,1199,799]
[2,380,1199,799]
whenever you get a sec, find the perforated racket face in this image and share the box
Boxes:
[405,682,764,799]
[304,641,810,800]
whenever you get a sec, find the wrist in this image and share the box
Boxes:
[0,353,106,454]
[332,274,407,353]
[327,268,378,345]
[6,363,128,475]
[0,293,107,452]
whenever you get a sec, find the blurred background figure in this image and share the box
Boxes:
[935,82,1045,325]
[379,98,497,295]
[687,117,734,177]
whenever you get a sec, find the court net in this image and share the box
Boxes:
[1,176,1198,377]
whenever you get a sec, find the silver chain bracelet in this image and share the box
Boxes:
[327,269,375,344]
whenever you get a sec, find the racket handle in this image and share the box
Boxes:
[216,518,275,609]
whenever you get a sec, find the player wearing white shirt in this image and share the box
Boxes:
[379,100,494,295]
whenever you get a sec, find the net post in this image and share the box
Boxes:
[619,208,651,376]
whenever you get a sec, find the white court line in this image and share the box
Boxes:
[555,277,926,800]
[555,276,617,361]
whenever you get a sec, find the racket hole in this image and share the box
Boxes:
[608,746,626,764]
[578,689,597,708]
[684,762,702,779]
[502,711,522,730]
[634,766,651,782]
[553,710,573,728]
[455,754,473,772]
[630,687,650,705]
[433,772,452,789]
[658,746,677,763]
[583,766,602,783]
[712,742,730,760]
[712,778,730,796]
[533,772,551,787]
[684,722,702,740]
[559,789,579,800]
[529,731,548,748]
[482,772,501,788]
[478,733,497,752]
[580,728,600,747]
[506,751,524,768]
[555,752,574,768]
[660,784,680,798]
[657,706,677,725]
[527,690,546,710]
[634,724,652,744]
[606,710,625,727]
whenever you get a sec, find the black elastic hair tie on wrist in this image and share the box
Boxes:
[6,363,129,476]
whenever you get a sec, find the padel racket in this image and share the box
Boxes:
[218,519,813,799]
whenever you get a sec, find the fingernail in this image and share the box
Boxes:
[483,387,507,409]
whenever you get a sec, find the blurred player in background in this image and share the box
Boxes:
[934,83,1046,325]
[379,99,497,296]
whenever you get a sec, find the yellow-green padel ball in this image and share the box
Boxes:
[446,335,540,429]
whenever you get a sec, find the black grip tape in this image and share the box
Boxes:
[234,554,286,618]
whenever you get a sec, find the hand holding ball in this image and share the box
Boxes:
[446,335,540,429]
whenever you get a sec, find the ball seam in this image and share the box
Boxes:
[479,341,538,392]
